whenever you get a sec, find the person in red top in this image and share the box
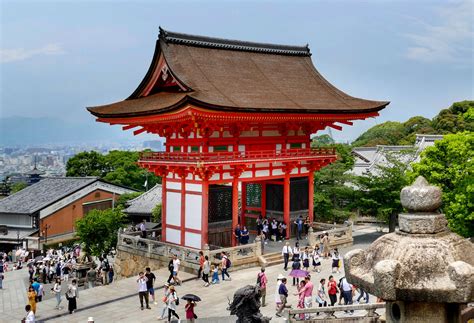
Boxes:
[327,275,338,306]
[197,251,204,279]
[185,300,197,321]
[302,275,314,320]
[257,268,268,307]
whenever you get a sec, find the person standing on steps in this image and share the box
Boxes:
[66,279,79,314]
[137,272,151,310]
[282,242,292,271]
[145,267,157,305]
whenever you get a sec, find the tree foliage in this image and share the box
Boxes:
[75,208,127,256]
[352,100,473,147]
[115,192,143,209]
[11,182,28,193]
[152,203,162,223]
[354,154,411,231]
[409,132,474,238]
[66,150,160,191]
[313,142,356,223]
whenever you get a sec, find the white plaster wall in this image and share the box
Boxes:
[185,194,202,230]
[256,163,269,168]
[228,146,233,152]
[302,143,306,149]
[291,168,299,175]
[241,131,258,137]
[240,170,253,179]
[222,173,233,180]
[256,170,270,177]
[166,228,181,245]
[166,192,181,226]
[276,144,282,150]
[273,169,284,176]
[238,145,245,152]
[300,167,308,173]
[262,130,280,136]
[222,131,232,138]
[186,183,202,192]
[209,146,214,152]
[167,182,181,190]
[210,173,220,181]
[185,232,201,249]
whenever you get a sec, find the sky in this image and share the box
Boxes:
[1,0,473,144]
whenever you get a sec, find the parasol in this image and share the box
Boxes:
[181,294,201,302]
[289,269,309,278]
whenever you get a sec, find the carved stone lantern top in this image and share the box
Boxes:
[344,176,474,304]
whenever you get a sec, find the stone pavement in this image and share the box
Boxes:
[0,226,384,322]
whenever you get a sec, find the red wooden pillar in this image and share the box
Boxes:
[201,180,209,248]
[162,176,167,242]
[308,171,314,224]
[180,174,186,245]
[284,172,290,239]
[232,177,239,246]
[241,182,247,226]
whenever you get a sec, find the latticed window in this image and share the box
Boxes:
[246,183,262,207]
[208,185,232,223]
[213,145,228,152]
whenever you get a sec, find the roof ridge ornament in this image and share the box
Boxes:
[158,27,311,56]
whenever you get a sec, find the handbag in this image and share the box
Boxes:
[193,313,198,319]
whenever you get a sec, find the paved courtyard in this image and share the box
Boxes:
[0,224,384,322]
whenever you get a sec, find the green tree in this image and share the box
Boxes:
[66,150,160,191]
[66,151,107,177]
[409,132,473,237]
[354,153,411,232]
[313,143,356,223]
[352,121,407,147]
[11,182,28,193]
[152,203,162,223]
[75,208,127,256]
[432,101,474,134]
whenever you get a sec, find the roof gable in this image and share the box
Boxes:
[124,184,162,215]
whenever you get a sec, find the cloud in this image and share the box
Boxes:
[404,0,473,64]
[0,43,65,63]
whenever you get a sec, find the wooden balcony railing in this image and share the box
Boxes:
[139,148,336,165]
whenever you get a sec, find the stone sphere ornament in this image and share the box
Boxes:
[400,176,442,212]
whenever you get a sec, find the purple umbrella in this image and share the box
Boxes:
[289,269,309,278]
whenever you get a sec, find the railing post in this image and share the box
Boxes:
[254,236,262,257]
[308,226,316,246]
[147,241,152,254]
[203,244,210,259]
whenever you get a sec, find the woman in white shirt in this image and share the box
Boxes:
[202,256,210,287]
[312,246,321,273]
[53,278,62,309]
[25,304,35,323]
[167,285,180,321]
[66,279,79,314]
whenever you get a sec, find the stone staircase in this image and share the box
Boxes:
[261,251,283,267]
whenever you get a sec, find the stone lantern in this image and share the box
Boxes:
[344,176,474,323]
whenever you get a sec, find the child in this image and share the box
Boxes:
[290,257,301,286]
[302,247,310,271]
[211,265,220,284]
[185,300,197,321]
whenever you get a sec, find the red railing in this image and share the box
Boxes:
[139,148,336,165]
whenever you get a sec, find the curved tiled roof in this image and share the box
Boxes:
[124,184,162,215]
[88,28,389,118]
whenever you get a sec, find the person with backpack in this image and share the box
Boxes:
[256,267,267,307]
[221,252,231,281]
[167,285,180,321]
[99,257,109,285]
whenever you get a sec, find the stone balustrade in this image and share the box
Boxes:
[286,302,385,322]
[308,223,353,248]
[205,236,262,268]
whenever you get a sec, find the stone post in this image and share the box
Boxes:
[308,226,316,246]
[254,236,262,257]
[203,244,210,259]
[344,176,474,323]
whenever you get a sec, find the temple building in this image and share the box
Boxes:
[88,28,389,249]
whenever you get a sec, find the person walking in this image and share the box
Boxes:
[281,242,292,271]
[256,268,267,306]
[185,300,197,321]
[292,242,300,261]
[139,219,147,239]
[221,252,231,281]
[275,278,288,317]
[137,272,150,310]
[86,267,96,289]
[108,266,114,284]
[52,278,62,309]
[312,245,321,272]
[274,274,284,310]
[327,275,338,306]
[197,251,204,279]
[316,278,328,315]
[302,247,310,271]
[294,280,306,320]
[290,256,301,286]
[172,254,182,285]
[356,287,369,304]
[166,257,174,284]
[331,248,341,273]
[0,272,3,289]
[301,275,314,320]
[62,263,71,282]
[158,283,170,320]
[202,255,210,287]
[167,285,180,321]
[211,264,219,284]
[340,277,354,314]
[27,286,37,314]
[145,267,157,305]
[321,232,330,258]
[270,219,278,241]
[24,304,35,323]
[37,283,44,302]
[66,279,79,314]
[99,257,109,285]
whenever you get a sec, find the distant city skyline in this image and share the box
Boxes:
[1,0,472,143]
